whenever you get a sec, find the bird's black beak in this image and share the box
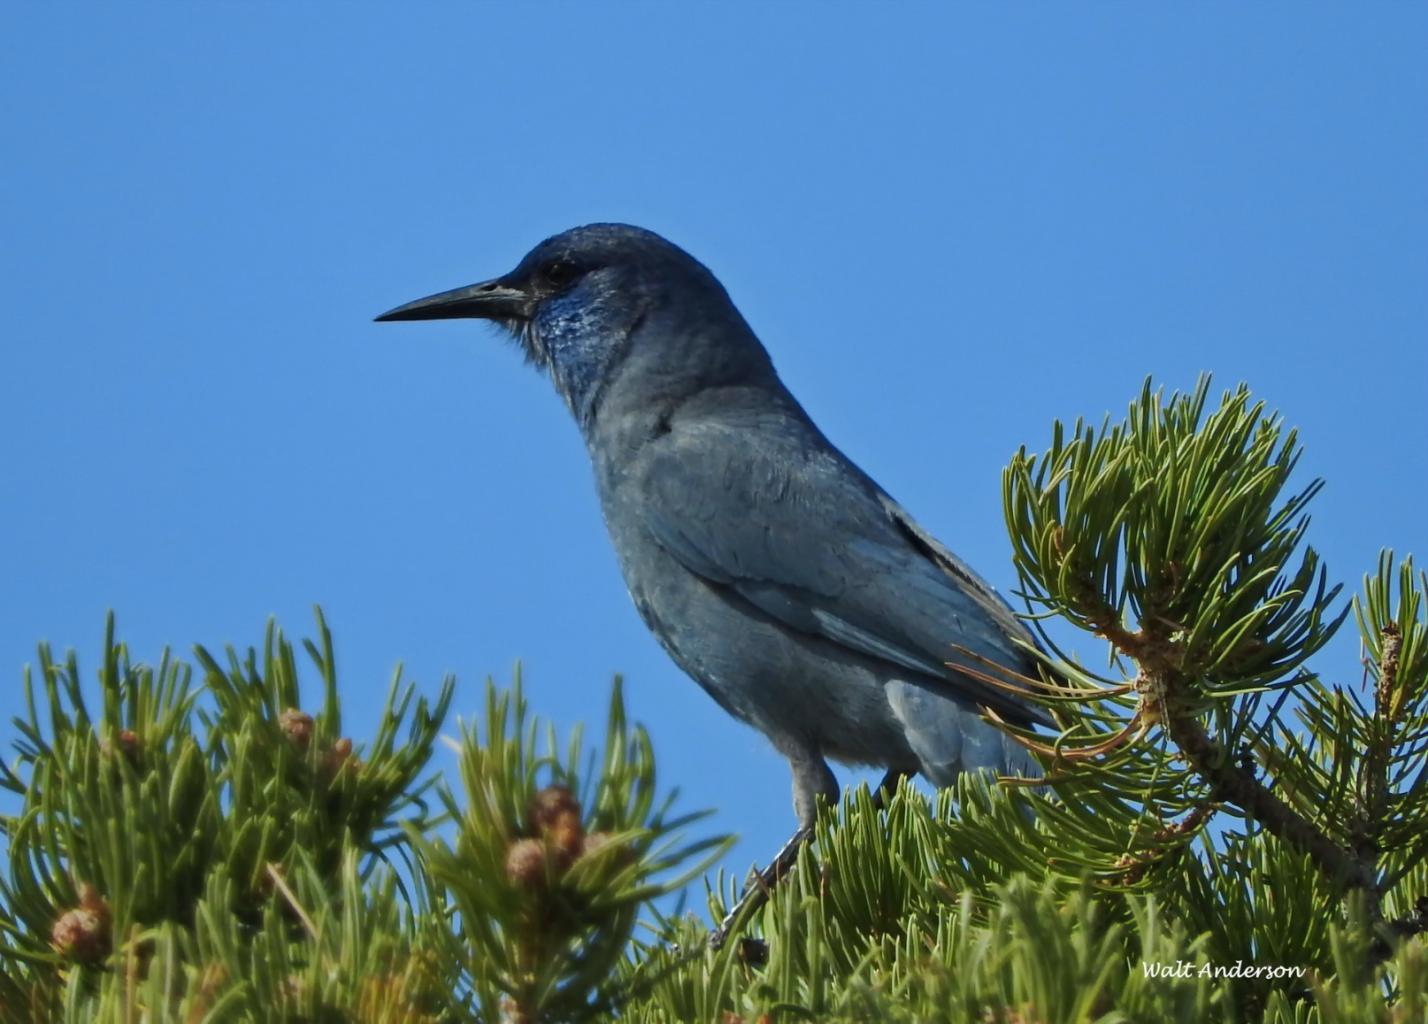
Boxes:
[374,278,532,323]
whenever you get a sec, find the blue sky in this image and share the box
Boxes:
[2,1,1425,905]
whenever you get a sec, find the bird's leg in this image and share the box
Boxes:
[871,768,909,809]
[788,752,839,831]
[709,759,903,951]
[708,823,810,951]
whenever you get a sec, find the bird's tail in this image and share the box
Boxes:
[886,678,1042,785]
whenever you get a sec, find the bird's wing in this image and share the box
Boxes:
[636,421,1051,726]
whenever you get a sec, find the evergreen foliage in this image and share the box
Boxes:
[1,378,1424,1021]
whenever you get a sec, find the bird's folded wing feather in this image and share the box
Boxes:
[637,423,1051,726]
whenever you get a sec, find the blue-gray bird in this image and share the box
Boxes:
[376,224,1050,831]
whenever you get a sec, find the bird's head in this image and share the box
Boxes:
[376,224,775,428]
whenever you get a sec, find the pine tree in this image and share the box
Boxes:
[2,378,1423,1022]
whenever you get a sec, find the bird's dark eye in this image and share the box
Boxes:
[540,259,581,289]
